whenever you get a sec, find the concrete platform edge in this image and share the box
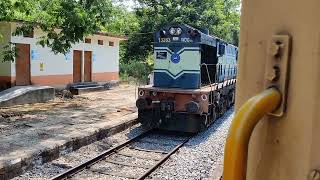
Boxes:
[0,86,55,107]
[0,116,139,180]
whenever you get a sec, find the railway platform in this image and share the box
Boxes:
[0,84,138,179]
[0,86,55,107]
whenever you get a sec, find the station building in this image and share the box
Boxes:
[0,22,125,88]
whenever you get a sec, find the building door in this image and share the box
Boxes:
[84,51,92,82]
[15,44,31,86]
[73,50,82,83]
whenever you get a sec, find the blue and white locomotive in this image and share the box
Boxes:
[136,24,238,133]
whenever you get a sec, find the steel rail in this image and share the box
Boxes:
[51,129,192,180]
[50,130,153,180]
[137,136,191,180]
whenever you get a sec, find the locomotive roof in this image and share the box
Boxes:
[155,24,238,48]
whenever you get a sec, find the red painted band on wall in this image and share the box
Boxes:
[32,72,119,85]
[2,72,119,86]
[31,74,73,85]
[0,76,13,83]
[92,72,119,82]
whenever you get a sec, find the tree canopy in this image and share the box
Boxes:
[102,4,140,35]
[0,0,240,64]
[123,0,240,62]
[0,0,113,61]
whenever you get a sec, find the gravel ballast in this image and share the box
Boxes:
[149,108,234,180]
[13,125,145,180]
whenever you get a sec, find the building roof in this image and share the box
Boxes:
[3,20,128,40]
[94,32,128,40]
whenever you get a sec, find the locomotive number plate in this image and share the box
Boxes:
[160,38,171,43]
[181,38,193,43]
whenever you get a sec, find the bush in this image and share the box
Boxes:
[120,60,153,84]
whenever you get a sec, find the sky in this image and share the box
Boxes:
[113,0,137,11]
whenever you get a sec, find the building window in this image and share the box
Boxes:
[23,29,34,38]
[98,40,104,45]
[85,38,91,44]
[109,41,114,46]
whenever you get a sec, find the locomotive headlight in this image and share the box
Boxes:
[176,27,182,35]
[169,27,182,36]
[169,27,176,35]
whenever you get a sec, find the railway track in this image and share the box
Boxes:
[51,130,193,180]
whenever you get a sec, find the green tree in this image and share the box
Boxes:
[102,5,140,35]
[101,3,141,70]
[123,0,240,62]
[0,0,113,61]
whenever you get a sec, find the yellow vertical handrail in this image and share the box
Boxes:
[222,88,282,180]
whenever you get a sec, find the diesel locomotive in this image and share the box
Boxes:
[136,24,238,133]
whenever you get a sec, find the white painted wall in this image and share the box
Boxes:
[77,35,120,73]
[9,23,120,77]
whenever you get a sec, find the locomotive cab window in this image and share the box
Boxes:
[218,44,225,56]
[200,44,218,86]
[156,52,167,59]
